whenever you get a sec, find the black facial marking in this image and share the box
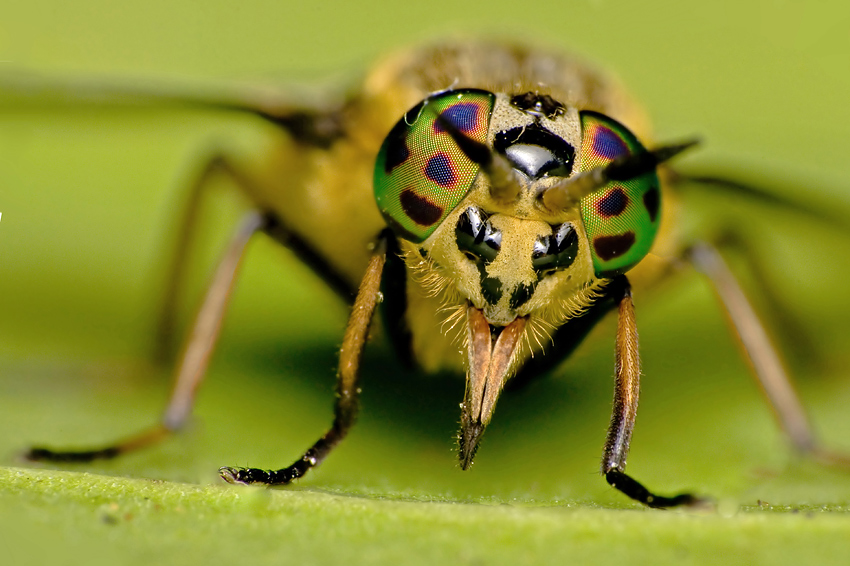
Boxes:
[383,118,412,174]
[400,188,443,226]
[509,282,536,310]
[456,206,504,305]
[593,232,636,261]
[481,275,503,305]
[596,187,629,217]
[532,223,579,275]
[643,186,660,222]
[494,125,574,179]
[510,92,565,119]
[455,206,501,263]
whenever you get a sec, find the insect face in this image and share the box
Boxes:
[423,205,594,330]
[378,89,651,348]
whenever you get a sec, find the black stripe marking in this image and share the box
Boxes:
[400,188,443,226]
[593,232,636,261]
[643,186,660,222]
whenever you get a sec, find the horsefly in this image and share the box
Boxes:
[10,40,850,508]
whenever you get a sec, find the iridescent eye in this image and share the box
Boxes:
[578,111,661,278]
[373,89,496,242]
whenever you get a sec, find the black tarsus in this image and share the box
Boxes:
[220,231,389,486]
[605,470,701,509]
[25,446,119,463]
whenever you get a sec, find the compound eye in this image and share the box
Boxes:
[455,206,501,263]
[578,111,662,278]
[532,223,579,274]
[373,89,496,243]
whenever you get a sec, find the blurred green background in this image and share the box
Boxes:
[1,1,850,564]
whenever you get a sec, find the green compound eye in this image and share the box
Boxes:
[578,111,661,278]
[374,89,496,243]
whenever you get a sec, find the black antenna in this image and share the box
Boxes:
[542,139,700,211]
[432,110,522,203]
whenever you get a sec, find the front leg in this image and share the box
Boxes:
[601,276,703,508]
[219,232,388,485]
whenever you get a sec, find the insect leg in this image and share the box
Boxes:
[219,232,388,485]
[710,229,821,370]
[602,276,703,508]
[26,211,267,462]
[153,153,227,364]
[154,152,356,364]
[686,241,850,466]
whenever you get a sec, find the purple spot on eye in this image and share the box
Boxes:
[596,187,629,217]
[592,126,629,160]
[424,153,458,187]
[433,103,480,133]
[400,188,443,226]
